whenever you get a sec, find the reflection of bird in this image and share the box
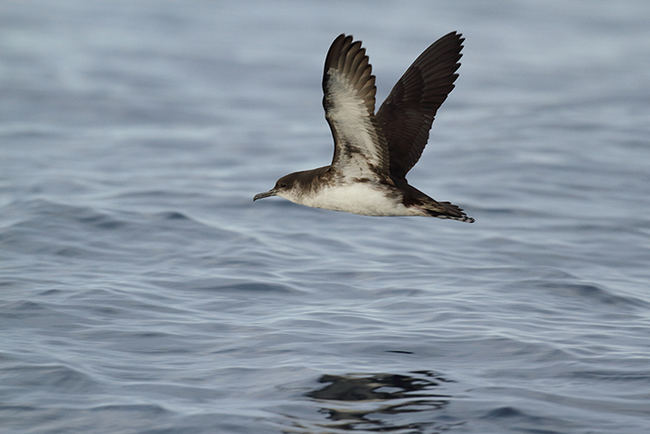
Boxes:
[307,372,449,402]
[304,372,452,432]
[254,32,474,222]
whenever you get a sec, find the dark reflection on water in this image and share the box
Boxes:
[305,371,459,432]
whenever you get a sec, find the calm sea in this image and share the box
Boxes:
[1,1,649,433]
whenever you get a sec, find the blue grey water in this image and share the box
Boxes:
[1,1,649,433]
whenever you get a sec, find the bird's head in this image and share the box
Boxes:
[253,173,298,202]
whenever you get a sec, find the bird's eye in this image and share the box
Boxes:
[279,183,287,188]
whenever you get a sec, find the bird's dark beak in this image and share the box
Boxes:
[253,189,276,201]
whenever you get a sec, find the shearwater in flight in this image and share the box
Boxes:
[254,32,474,223]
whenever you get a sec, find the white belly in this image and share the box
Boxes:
[292,183,418,216]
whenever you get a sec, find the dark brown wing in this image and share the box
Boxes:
[376,32,464,180]
[322,34,390,177]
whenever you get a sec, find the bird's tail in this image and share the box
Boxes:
[422,200,475,223]
[399,181,475,223]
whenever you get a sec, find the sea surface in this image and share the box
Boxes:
[1,1,649,433]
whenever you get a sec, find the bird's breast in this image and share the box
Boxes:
[294,182,422,216]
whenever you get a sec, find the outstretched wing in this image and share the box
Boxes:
[322,34,390,177]
[376,32,464,180]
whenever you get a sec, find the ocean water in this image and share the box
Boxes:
[1,1,649,433]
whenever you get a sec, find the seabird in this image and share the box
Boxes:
[254,32,474,223]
